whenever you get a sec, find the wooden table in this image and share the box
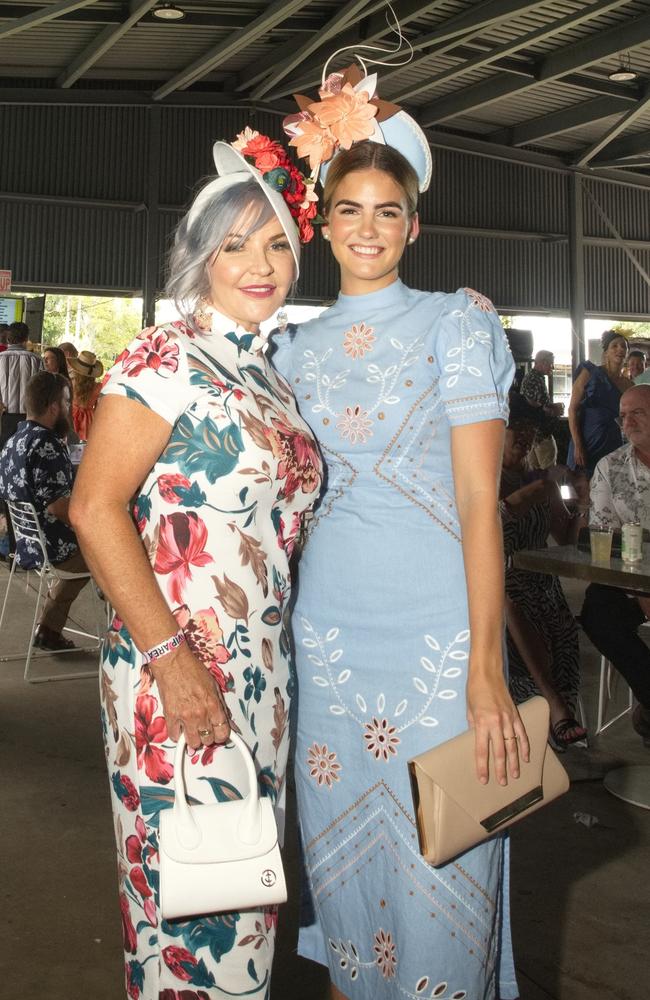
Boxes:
[513,544,650,810]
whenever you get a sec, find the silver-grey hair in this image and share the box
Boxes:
[166,178,296,323]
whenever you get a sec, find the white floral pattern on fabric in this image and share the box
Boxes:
[98,309,322,1000]
[590,442,650,530]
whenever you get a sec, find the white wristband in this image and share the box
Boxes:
[141,629,186,665]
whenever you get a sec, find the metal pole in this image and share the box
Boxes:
[568,171,585,368]
[142,106,162,328]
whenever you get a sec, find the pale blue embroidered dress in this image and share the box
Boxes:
[273,281,517,1000]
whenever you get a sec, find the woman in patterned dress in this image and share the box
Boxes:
[500,419,588,747]
[69,132,322,1000]
[273,115,529,998]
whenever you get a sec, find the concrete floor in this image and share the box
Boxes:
[0,564,648,1000]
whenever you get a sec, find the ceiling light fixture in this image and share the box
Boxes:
[152,3,186,21]
[608,51,637,83]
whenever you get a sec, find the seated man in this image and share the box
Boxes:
[0,371,90,650]
[581,384,650,747]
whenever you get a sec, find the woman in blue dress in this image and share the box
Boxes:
[567,330,631,476]
[275,64,529,1000]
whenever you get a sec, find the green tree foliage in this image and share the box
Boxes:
[40,294,143,367]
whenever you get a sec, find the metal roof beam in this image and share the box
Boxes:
[236,0,447,94]
[250,0,379,101]
[0,4,319,30]
[489,95,636,146]
[391,0,628,102]
[0,0,95,40]
[153,0,310,101]
[590,129,650,164]
[575,86,650,166]
[418,8,650,125]
[56,0,159,89]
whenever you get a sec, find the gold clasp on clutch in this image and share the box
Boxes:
[480,785,544,833]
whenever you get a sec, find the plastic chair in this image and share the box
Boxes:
[0,500,103,683]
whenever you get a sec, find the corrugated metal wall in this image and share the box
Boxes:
[1,104,649,316]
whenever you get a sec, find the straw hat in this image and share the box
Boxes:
[67,350,104,379]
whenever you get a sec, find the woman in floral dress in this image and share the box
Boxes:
[70,132,322,999]
[273,64,528,1000]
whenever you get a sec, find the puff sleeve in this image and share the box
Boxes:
[101,324,194,427]
[436,288,514,427]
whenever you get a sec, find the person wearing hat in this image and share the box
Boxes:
[67,349,104,441]
[273,57,524,1000]
[69,133,322,997]
[567,329,632,477]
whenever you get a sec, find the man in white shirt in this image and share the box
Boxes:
[581,384,650,747]
[0,322,43,448]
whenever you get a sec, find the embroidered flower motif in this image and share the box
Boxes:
[121,330,180,378]
[464,287,495,313]
[343,322,376,359]
[373,929,397,979]
[337,405,373,445]
[307,742,342,788]
[363,717,400,762]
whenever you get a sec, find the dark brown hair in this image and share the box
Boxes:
[25,371,69,417]
[321,141,419,218]
[43,346,70,380]
[7,321,29,345]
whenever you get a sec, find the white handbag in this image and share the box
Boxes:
[159,731,287,920]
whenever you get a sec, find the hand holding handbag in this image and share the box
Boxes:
[407,696,569,867]
[159,731,287,920]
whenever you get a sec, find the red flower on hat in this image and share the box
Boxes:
[231,128,317,245]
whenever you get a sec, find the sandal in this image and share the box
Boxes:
[550,717,587,749]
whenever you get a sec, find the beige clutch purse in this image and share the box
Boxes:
[407,696,569,867]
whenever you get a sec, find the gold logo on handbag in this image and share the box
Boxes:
[407,696,569,867]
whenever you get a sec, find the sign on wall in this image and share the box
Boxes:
[0,297,23,324]
[0,270,11,293]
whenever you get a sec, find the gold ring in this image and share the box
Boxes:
[198,728,212,738]
[215,721,228,728]
[504,736,518,741]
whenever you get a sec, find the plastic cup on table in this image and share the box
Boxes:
[590,525,613,563]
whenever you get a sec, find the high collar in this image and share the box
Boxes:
[193,301,270,358]
[335,277,407,311]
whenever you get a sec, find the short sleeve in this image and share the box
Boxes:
[436,288,515,427]
[101,324,193,427]
[30,439,72,509]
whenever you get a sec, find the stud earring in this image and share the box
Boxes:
[408,237,415,244]
[323,233,330,241]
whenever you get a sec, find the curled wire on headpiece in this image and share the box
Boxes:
[321,3,414,84]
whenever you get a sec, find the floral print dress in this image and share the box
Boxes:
[272,282,518,1000]
[99,305,322,1000]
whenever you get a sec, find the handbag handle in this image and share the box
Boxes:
[172,730,263,851]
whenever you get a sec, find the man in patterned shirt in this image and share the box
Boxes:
[519,350,564,468]
[581,384,650,747]
[0,371,90,650]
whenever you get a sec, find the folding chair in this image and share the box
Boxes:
[0,500,103,683]
[595,655,635,736]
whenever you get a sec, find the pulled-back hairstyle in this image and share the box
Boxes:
[601,329,627,353]
[322,141,420,219]
[166,178,296,323]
